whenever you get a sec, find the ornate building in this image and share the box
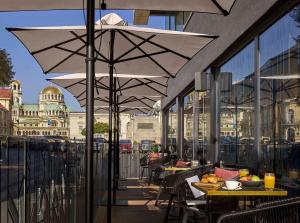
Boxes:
[11,80,70,137]
[0,88,13,136]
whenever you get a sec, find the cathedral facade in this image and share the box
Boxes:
[11,80,70,137]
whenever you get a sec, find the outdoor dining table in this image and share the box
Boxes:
[162,167,192,171]
[191,182,288,223]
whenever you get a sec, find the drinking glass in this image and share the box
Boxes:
[264,173,275,191]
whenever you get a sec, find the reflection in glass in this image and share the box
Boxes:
[259,5,300,189]
[219,41,255,167]
[167,103,178,154]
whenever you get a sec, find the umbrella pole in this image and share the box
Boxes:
[113,77,117,204]
[108,29,115,223]
[85,0,95,222]
[116,97,120,189]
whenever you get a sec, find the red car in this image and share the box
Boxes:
[119,139,132,153]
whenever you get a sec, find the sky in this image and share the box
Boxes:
[0,10,166,111]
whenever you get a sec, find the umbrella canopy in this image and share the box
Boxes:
[47,73,163,108]
[7,13,217,78]
[0,0,235,15]
[95,106,151,114]
[48,73,168,97]
[82,95,160,108]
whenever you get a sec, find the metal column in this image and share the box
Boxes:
[254,36,261,172]
[209,67,220,164]
[108,29,115,223]
[85,0,95,222]
[177,96,184,159]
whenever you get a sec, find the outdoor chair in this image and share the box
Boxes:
[216,196,300,223]
[139,154,149,179]
[163,165,212,223]
[178,175,207,223]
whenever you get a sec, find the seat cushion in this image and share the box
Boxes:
[214,167,239,180]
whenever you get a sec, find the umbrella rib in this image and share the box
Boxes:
[64,79,86,89]
[95,78,109,90]
[55,46,107,63]
[70,30,109,63]
[134,78,167,96]
[117,78,132,91]
[144,78,167,88]
[121,29,192,61]
[114,34,156,62]
[31,31,90,55]
[115,50,169,64]
[76,90,86,100]
[117,30,175,78]
[211,0,229,16]
[45,43,86,74]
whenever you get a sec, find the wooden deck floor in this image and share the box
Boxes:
[95,179,182,223]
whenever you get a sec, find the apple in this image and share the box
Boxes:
[251,175,260,181]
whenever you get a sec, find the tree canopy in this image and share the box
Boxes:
[0,49,14,86]
[81,122,109,136]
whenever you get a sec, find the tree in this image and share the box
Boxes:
[0,49,14,86]
[81,122,109,136]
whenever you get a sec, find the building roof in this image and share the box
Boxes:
[22,104,39,111]
[0,88,12,99]
[41,86,61,95]
[0,103,8,111]
[44,103,64,111]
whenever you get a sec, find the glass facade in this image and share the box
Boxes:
[259,6,300,190]
[163,3,300,196]
[167,103,178,154]
[219,42,256,167]
[183,91,194,159]
[165,12,192,31]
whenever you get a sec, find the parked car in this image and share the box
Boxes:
[139,140,154,153]
[94,137,107,151]
[119,139,132,153]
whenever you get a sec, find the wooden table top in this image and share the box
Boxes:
[192,182,288,197]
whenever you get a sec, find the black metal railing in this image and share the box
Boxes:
[0,136,86,223]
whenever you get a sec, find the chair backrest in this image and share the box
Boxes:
[185,175,205,198]
[217,196,300,223]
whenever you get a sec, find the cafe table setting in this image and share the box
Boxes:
[191,168,288,223]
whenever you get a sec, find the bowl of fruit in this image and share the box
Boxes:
[239,175,263,187]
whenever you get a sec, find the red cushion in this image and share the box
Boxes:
[214,167,239,180]
[175,160,191,167]
[149,152,160,161]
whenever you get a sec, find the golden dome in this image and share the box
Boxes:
[41,86,61,95]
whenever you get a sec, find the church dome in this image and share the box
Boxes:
[41,86,61,95]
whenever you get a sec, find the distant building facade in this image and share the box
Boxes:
[0,88,13,136]
[126,115,161,143]
[69,112,131,140]
[10,80,70,137]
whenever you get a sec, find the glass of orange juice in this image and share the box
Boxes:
[264,173,275,191]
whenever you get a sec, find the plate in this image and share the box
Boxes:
[222,186,242,191]
[239,180,263,187]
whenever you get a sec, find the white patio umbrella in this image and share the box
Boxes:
[0,0,236,15]
[48,73,168,97]
[7,13,217,77]
[7,13,217,222]
[95,105,151,114]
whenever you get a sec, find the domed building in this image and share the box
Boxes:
[11,80,70,137]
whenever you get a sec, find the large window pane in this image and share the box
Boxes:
[167,103,178,154]
[184,91,194,160]
[259,5,300,189]
[219,42,256,167]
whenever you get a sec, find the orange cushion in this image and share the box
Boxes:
[214,167,239,180]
